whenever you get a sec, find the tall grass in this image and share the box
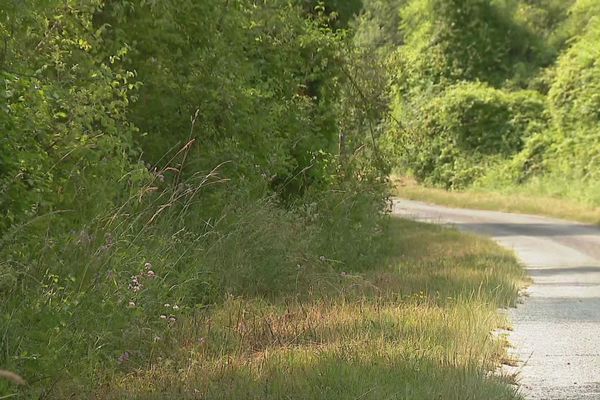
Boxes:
[15,218,525,399]
[1,148,525,399]
[0,148,386,398]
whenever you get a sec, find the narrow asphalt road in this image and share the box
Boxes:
[393,199,600,400]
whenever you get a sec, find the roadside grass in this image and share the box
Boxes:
[393,176,600,225]
[94,218,526,400]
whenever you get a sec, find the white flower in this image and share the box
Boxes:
[128,301,136,308]
[172,305,179,310]
[117,351,130,363]
[160,314,167,320]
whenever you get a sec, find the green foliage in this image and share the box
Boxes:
[378,0,600,203]
[395,0,539,91]
[510,0,573,49]
[95,0,358,200]
[352,0,405,50]
[550,0,600,48]
[0,0,391,397]
[479,14,600,193]
[381,0,553,190]
[547,17,600,178]
[326,0,364,26]
[0,1,142,231]
[392,82,547,188]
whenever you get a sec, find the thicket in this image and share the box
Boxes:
[0,1,390,397]
[380,0,600,203]
[394,82,547,188]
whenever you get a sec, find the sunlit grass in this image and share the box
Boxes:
[89,219,526,400]
[393,176,600,224]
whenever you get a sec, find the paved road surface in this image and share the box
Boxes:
[393,199,600,400]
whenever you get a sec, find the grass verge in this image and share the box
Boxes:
[393,176,600,224]
[91,218,526,400]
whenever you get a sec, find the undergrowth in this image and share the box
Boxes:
[94,219,525,400]
[2,198,527,399]
[0,159,387,398]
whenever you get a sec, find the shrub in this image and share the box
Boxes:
[550,0,600,49]
[395,0,539,91]
[0,2,141,232]
[392,82,547,188]
[547,18,600,178]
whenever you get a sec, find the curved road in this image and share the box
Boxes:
[393,199,600,400]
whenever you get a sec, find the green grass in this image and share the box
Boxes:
[86,218,526,400]
[394,176,600,224]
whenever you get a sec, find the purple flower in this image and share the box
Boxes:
[117,351,130,364]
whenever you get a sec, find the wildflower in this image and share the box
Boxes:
[117,351,130,364]
[160,314,167,320]
[164,303,171,308]
[319,256,326,262]
[129,275,143,292]
[168,316,177,323]
[172,305,179,311]
[153,336,162,343]
[146,270,156,278]
[128,301,136,308]
[77,230,92,246]
[144,262,152,270]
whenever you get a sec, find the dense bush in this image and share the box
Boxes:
[547,18,600,179]
[391,82,547,188]
[352,0,406,51]
[394,0,540,92]
[95,0,350,200]
[481,15,600,192]
[376,0,600,203]
[550,0,600,49]
[0,1,143,232]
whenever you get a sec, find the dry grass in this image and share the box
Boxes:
[0,370,25,386]
[87,218,526,400]
[393,176,600,224]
